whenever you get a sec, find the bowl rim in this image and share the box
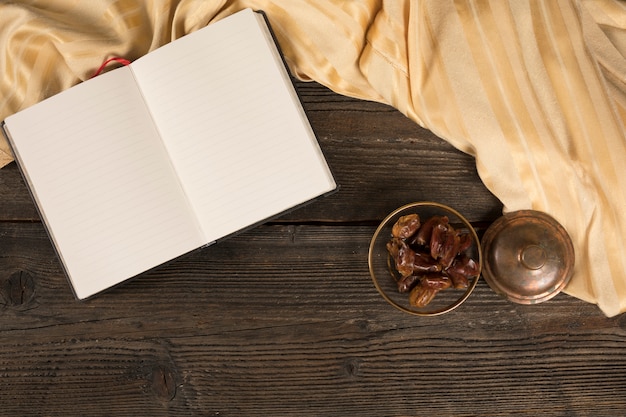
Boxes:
[368,201,483,316]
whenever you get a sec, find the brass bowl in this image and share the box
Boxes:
[368,202,482,316]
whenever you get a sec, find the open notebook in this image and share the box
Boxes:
[1,9,336,299]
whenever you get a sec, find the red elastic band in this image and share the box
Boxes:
[90,57,132,78]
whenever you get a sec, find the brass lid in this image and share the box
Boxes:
[481,210,574,304]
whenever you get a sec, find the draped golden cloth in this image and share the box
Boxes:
[1,0,625,316]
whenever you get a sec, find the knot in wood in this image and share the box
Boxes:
[343,357,361,377]
[151,365,177,402]
[1,271,35,306]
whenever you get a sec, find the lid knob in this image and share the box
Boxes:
[520,244,546,270]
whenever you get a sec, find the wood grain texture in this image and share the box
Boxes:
[1,82,624,416]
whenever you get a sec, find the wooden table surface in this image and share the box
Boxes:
[1,81,625,416]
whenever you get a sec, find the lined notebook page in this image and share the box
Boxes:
[131,9,336,242]
[5,68,204,299]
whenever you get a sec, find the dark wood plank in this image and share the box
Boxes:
[0,222,624,416]
[0,162,39,221]
[289,82,503,223]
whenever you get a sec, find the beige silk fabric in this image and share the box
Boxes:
[1,0,626,316]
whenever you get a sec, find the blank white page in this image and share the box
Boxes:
[5,67,204,299]
[131,9,336,242]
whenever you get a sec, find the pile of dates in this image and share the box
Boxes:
[386,213,479,308]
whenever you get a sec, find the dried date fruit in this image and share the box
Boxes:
[387,213,479,308]
[421,274,452,290]
[386,238,415,277]
[448,254,479,278]
[439,229,461,268]
[445,255,479,289]
[408,275,452,307]
[457,232,473,254]
[429,218,450,260]
[392,214,421,239]
[409,283,438,307]
[411,215,445,247]
[397,274,421,293]
[445,269,470,289]
[412,251,442,273]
